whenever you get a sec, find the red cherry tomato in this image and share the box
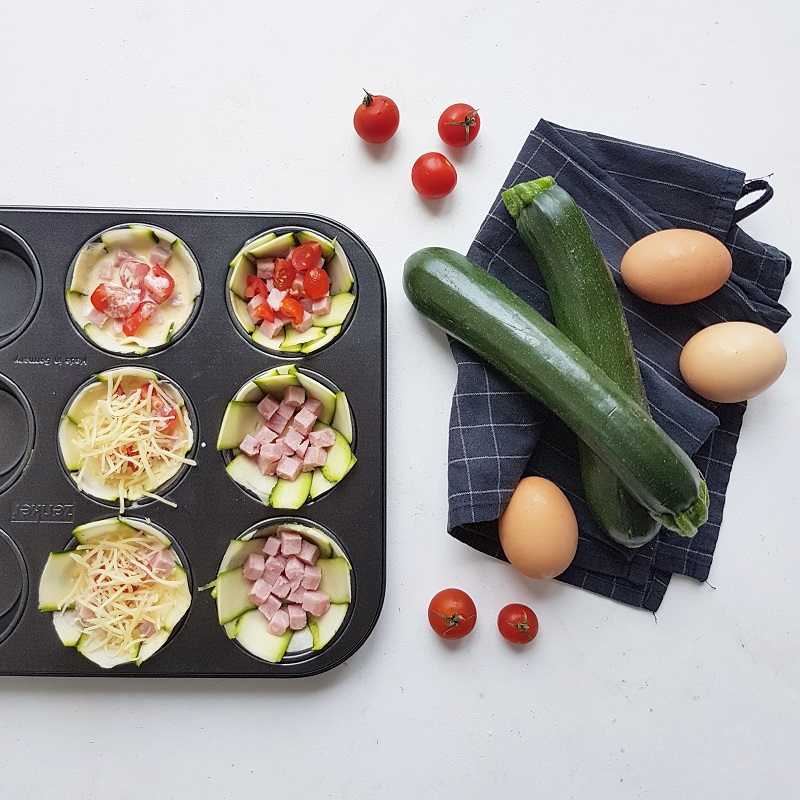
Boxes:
[437,103,481,148]
[143,264,175,303]
[280,296,304,326]
[303,267,330,301]
[90,283,142,318]
[245,275,269,299]
[411,152,457,200]
[428,588,477,639]
[291,242,322,272]
[252,302,275,322]
[353,90,400,144]
[118,259,150,291]
[121,298,158,336]
[273,258,296,291]
[497,603,538,644]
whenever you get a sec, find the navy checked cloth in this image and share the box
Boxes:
[447,120,792,611]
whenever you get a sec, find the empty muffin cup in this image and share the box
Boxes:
[0,375,35,495]
[0,529,27,644]
[0,225,42,349]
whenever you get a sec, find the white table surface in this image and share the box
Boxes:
[1,2,798,798]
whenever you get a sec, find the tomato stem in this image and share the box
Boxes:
[362,89,374,107]
[446,109,479,144]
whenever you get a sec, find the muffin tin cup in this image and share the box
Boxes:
[0,224,42,349]
[0,207,385,678]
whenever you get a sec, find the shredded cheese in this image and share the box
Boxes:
[59,528,187,661]
[71,374,195,508]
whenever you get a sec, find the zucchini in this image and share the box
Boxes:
[502,177,660,548]
[402,247,709,537]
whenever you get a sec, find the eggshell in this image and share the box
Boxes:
[620,228,732,305]
[679,321,787,403]
[498,477,578,580]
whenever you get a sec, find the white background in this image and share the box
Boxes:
[1,2,798,798]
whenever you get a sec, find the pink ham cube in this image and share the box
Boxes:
[247,294,268,322]
[283,426,307,454]
[260,442,284,462]
[258,317,285,341]
[301,590,331,618]
[258,593,282,621]
[287,585,307,604]
[256,258,275,280]
[257,394,280,420]
[308,427,336,448]
[277,399,296,419]
[302,446,328,472]
[265,553,287,573]
[267,288,287,311]
[288,574,304,592]
[301,564,322,591]
[283,385,306,409]
[303,397,324,417]
[239,434,261,457]
[257,450,278,476]
[147,547,175,577]
[271,574,291,600]
[284,555,305,581]
[298,540,319,566]
[292,406,318,436]
[261,559,283,585]
[287,604,308,631]
[242,552,266,581]
[299,297,313,313]
[262,536,282,556]
[267,608,290,636]
[265,413,289,435]
[280,531,303,556]
[276,454,303,481]
[312,296,332,316]
[294,311,314,333]
[255,425,278,445]
[248,578,273,606]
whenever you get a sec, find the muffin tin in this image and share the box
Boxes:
[0,206,386,677]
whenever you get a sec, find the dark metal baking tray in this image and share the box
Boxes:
[0,207,386,677]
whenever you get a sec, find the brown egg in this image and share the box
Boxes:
[679,321,787,403]
[621,228,732,305]
[498,477,578,579]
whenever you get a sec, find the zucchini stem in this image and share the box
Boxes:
[502,177,556,219]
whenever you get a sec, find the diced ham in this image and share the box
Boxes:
[288,574,304,592]
[303,445,328,471]
[114,248,135,266]
[303,397,324,417]
[169,292,184,308]
[86,307,109,328]
[287,585,307,604]
[265,554,287,572]
[292,406,318,436]
[239,434,261,457]
[258,316,285,340]
[295,438,309,457]
[308,427,336,448]
[247,294,267,321]
[256,258,275,280]
[291,274,305,295]
[262,536,282,556]
[242,552,266,581]
[295,310,314,333]
[283,385,306,408]
[112,319,124,335]
[277,399,296,419]
[267,608,290,636]
[287,604,308,631]
[312,296,332,316]
[148,547,175,577]
[254,425,278,445]
[267,288,287,311]
[298,540,320,566]
[281,532,303,557]
[261,559,283,585]
[276,454,303,481]
[299,297,313,313]
[301,564,322,591]
[257,450,278,476]
[248,578,273,606]
[301,590,331,617]
[265,413,288,435]
[283,426,307,454]
[257,593,282,621]
[271,574,291,600]
[260,441,284,462]
[98,259,115,280]
[137,620,157,638]
[257,394,280,420]
[75,604,95,623]
[150,247,171,266]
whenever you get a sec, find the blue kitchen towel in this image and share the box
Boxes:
[447,120,792,611]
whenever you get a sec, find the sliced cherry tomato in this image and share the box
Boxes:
[280,296,304,327]
[90,283,142,318]
[291,241,322,272]
[252,302,275,322]
[121,298,158,336]
[245,275,269,299]
[121,443,140,471]
[411,152,457,200]
[497,603,538,644]
[437,103,481,148]
[428,588,477,639]
[303,267,330,301]
[143,264,175,303]
[273,258,296,291]
[353,90,400,144]
[118,259,150,291]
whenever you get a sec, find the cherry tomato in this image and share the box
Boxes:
[118,259,150,291]
[411,152,457,200]
[273,258,296,291]
[252,302,275,322]
[497,603,538,644]
[121,298,158,336]
[291,242,322,272]
[90,283,142,318]
[143,264,175,303]
[245,275,269,299]
[280,296,305,326]
[428,588,477,639]
[353,90,399,144]
[438,103,481,148]
[303,267,330,301]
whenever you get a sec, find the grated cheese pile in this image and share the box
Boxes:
[72,375,195,510]
[58,528,185,661]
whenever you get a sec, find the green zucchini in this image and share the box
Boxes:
[402,247,708,537]
[503,177,660,548]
